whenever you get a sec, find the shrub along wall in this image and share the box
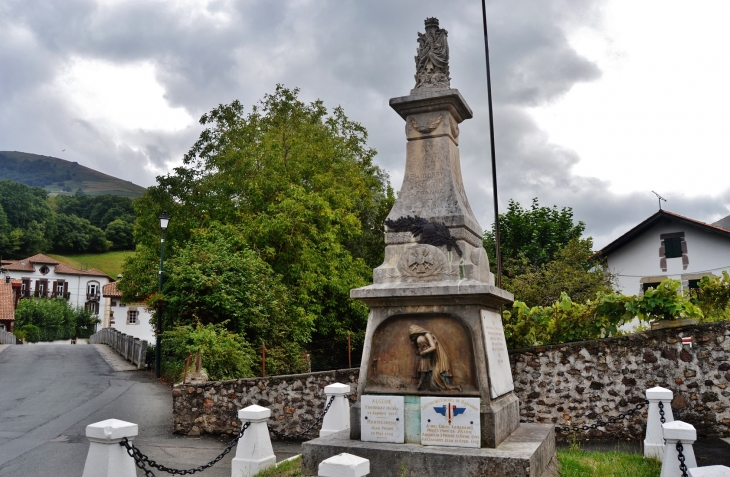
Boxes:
[510,320,730,440]
[173,321,730,441]
[172,368,358,438]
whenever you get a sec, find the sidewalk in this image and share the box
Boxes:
[92,343,139,371]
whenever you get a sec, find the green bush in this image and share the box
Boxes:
[160,322,256,382]
[14,298,100,341]
[692,271,730,321]
[19,324,41,343]
[504,279,703,348]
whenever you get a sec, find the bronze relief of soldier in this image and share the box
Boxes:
[409,324,461,392]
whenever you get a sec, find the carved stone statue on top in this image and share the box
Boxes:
[413,17,451,91]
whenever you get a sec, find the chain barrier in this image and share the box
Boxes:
[120,422,251,476]
[676,441,689,477]
[555,400,649,433]
[658,401,666,424]
[118,393,340,474]
[268,396,335,440]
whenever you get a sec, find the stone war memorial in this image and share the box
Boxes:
[301,18,557,476]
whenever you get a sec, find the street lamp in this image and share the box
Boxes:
[155,211,169,379]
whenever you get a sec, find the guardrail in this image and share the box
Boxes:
[90,328,148,369]
[0,330,17,344]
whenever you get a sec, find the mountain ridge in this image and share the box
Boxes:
[0,151,147,198]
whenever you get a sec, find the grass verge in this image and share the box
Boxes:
[48,251,134,278]
[251,451,661,477]
[253,456,301,477]
[558,449,661,477]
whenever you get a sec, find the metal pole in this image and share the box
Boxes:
[347,332,352,368]
[155,228,165,379]
[262,343,266,377]
[481,0,502,288]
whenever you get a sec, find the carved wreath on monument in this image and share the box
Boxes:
[385,215,462,256]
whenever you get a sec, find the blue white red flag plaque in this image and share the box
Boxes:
[420,397,481,448]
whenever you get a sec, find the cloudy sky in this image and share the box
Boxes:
[2,0,729,248]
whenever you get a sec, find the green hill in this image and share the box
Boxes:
[0,151,147,198]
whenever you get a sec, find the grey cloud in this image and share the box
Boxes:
[2,0,728,249]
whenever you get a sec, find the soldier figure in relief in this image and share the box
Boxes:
[409,324,460,391]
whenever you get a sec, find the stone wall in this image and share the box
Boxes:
[510,321,730,440]
[173,321,730,441]
[173,368,359,438]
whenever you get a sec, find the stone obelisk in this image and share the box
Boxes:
[302,18,557,477]
[350,16,518,448]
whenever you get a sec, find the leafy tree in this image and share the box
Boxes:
[123,86,391,360]
[153,223,310,375]
[0,181,54,256]
[507,238,615,307]
[50,213,109,253]
[483,198,613,307]
[105,219,135,250]
[484,198,585,278]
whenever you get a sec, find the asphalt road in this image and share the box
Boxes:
[0,344,300,476]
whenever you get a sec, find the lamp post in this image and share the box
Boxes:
[155,211,170,379]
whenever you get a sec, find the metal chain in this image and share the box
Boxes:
[659,401,666,424]
[119,421,251,476]
[676,441,689,477]
[268,396,335,440]
[555,400,649,433]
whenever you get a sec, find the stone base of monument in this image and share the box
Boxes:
[301,425,558,477]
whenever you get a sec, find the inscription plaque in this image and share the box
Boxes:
[420,396,480,448]
[360,395,405,444]
[481,309,515,398]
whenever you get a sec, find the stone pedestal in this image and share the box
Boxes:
[303,426,558,477]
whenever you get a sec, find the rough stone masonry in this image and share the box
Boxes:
[511,320,730,441]
[173,320,730,441]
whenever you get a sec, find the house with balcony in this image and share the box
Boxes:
[102,280,155,343]
[1,254,112,325]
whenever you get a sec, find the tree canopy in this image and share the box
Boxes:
[0,181,137,257]
[121,86,393,372]
[484,198,615,307]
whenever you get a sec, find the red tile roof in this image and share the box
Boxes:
[102,282,122,298]
[24,254,61,265]
[53,263,110,278]
[3,260,35,271]
[0,283,15,321]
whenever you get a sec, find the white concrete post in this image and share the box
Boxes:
[318,453,370,477]
[81,419,138,477]
[231,405,276,477]
[689,466,730,476]
[660,421,697,477]
[320,383,351,437]
[645,386,675,460]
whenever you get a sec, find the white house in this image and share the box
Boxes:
[102,281,155,343]
[598,210,730,296]
[2,254,112,326]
